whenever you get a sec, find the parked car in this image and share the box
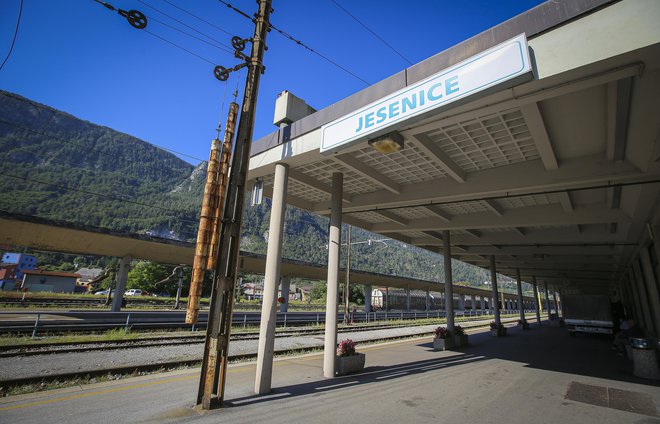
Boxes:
[124,289,143,296]
[93,289,115,296]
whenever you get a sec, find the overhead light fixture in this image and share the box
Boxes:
[368,131,404,154]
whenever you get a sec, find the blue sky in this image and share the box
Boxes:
[0,0,544,165]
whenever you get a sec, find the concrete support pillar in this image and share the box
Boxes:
[458,294,465,311]
[279,276,291,313]
[489,256,501,325]
[632,260,654,334]
[639,247,660,336]
[255,163,288,394]
[111,255,131,312]
[471,295,476,314]
[364,285,372,313]
[425,289,430,311]
[480,296,486,314]
[406,286,411,312]
[323,172,342,378]
[532,277,541,324]
[552,289,559,317]
[443,230,454,331]
[626,270,643,325]
[543,282,551,314]
[516,268,525,321]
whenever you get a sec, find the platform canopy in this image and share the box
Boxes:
[248,0,660,296]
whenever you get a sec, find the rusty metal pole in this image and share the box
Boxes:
[186,138,222,324]
[196,0,271,409]
[207,101,239,272]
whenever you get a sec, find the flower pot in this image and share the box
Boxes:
[335,353,366,376]
[491,327,507,336]
[454,334,468,347]
[433,337,454,351]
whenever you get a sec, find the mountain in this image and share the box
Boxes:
[0,90,503,286]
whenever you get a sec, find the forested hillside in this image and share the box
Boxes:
[0,90,499,286]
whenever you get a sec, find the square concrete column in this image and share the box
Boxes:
[255,163,288,394]
[111,255,131,312]
[279,276,291,313]
[516,268,525,322]
[406,286,411,311]
[632,260,655,335]
[640,247,660,335]
[489,256,501,325]
[323,172,342,378]
[443,231,455,331]
[425,289,430,311]
[458,294,465,311]
[532,277,541,323]
[364,285,372,313]
[543,282,551,314]
[552,288,560,317]
[626,270,643,325]
[480,296,486,314]
[471,295,476,314]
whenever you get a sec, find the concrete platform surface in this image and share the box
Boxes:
[1,324,659,424]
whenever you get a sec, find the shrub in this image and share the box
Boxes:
[337,339,357,357]
[453,325,465,336]
[434,326,451,339]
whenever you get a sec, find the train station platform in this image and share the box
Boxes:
[1,323,658,423]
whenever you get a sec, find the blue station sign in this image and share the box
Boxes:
[320,33,532,154]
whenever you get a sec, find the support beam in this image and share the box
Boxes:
[443,230,455,331]
[412,134,466,182]
[639,247,660,336]
[532,276,541,323]
[632,260,655,335]
[558,192,574,212]
[516,268,525,322]
[606,78,634,162]
[255,163,288,394]
[490,256,501,326]
[374,210,408,226]
[323,172,342,378]
[288,168,351,203]
[483,199,504,217]
[334,154,400,194]
[423,205,453,222]
[111,255,131,312]
[520,102,558,170]
[364,284,372,313]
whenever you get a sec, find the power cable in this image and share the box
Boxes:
[216,0,370,85]
[0,0,24,71]
[136,0,234,52]
[328,0,412,65]
[0,170,201,225]
[147,15,233,55]
[160,0,233,37]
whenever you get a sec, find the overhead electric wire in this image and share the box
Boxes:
[160,0,233,37]
[216,0,370,85]
[136,0,233,52]
[147,15,233,55]
[328,0,412,65]
[0,0,23,71]
[92,0,225,70]
[0,170,201,225]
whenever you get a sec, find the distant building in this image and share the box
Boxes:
[1,252,37,280]
[0,264,19,290]
[22,270,81,293]
[76,267,103,284]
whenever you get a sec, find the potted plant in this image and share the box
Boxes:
[433,326,454,350]
[490,321,507,336]
[335,339,365,375]
[518,319,530,330]
[454,325,468,347]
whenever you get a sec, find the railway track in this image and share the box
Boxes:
[0,315,540,391]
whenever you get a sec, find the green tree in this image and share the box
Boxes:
[127,261,171,293]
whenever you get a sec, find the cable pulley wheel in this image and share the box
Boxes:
[231,36,246,51]
[126,10,147,29]
[214,65,229,81]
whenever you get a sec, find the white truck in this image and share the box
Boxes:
[562,294,614,335]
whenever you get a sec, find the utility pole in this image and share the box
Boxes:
[343,225,351,324]
[196,0,272,410]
